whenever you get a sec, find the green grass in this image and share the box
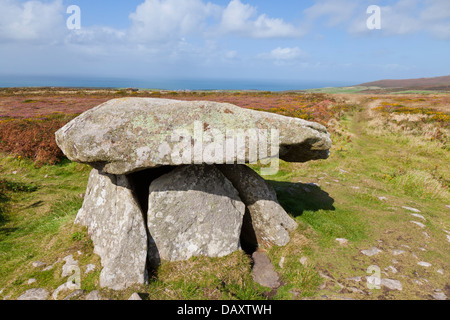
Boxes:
[0,96,449,300]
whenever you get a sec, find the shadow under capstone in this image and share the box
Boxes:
[267,180,336,217]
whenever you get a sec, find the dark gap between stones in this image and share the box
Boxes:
[240,208,259,257]
[127,166,176,277]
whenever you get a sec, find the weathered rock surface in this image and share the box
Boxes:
[17,288,49,300]
[85,290,104,300]
[55,98,332,175]
[252,251,282,289]
[147,165,245,266]
[75,169,148,290]
[217,164,297,248]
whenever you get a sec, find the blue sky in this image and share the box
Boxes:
[0,0,449,86]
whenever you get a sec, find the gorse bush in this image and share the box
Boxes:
[0,113,77,165]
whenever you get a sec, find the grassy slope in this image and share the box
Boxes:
[0,95,448,300]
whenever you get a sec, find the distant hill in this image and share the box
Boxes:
[357,75,450,91]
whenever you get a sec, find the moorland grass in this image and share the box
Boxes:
[0,92,448,300]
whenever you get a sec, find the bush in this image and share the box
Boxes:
[0,113,76,165]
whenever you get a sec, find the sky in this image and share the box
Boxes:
[0,0,449,86]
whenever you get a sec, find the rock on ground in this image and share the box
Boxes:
[61,255,79,278]
[217,164,297,248]
[85,290,103,300]
[75,169,148,290]
[128,293,142,300]
[55,98,332,175]
[147,165,245,267]
[17,288,49,300]
[32,261,47,268]
[252,251,281,289]
[381,279,403,291]
[335,238,349,246]
[361,247,382,257]
[63,290,85,301]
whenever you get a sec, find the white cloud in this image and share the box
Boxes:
[0,0,65,42]
[128,0,220,43]
[258,47,306,65]
[302,0,450,39]
[303,0,360,27]
[217,0,304,38]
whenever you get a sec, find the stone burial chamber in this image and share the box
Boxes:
[55,98,332,290]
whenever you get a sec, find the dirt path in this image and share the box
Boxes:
[308,95,449,300]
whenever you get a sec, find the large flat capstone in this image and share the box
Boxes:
[55,98,332,175]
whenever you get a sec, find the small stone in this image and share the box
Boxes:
[445,205,450,209]
[336,238,349,246]
[361,247,382,257]
[279,257,285,269]
[446,235,450,243]
[378,196,388,201]
[411,221,426,228]
[27,279,36,285]
[12,171,17,175]
[85,290,103,300]
[437,269,444,275]
[52,283,71,300]
[32,261,47,268]
[381,279,402,291]
[43,264,55,271]
[423,232,431,239]
[85,264,96,274]
[432,292,447,300]
[386,266,398,274]
[63,290,85,300]
[392,249,406,256]
[61,255,79,278]
[411,213,426,221]
[252,251,281,289]
[402,206,421,213]
[17,288,49,300]
[299,257,308,266]
[128,293,142,300]
[347,276,362,282]
[348,287,364,294]
[418,262,432,267]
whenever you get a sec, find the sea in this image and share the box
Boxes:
[0,75,353,92]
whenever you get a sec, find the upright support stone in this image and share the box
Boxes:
[217,164,298,248]
[147,165,245,267]
[76,169,148,290]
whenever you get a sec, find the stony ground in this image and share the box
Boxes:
[0,90,448,300]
